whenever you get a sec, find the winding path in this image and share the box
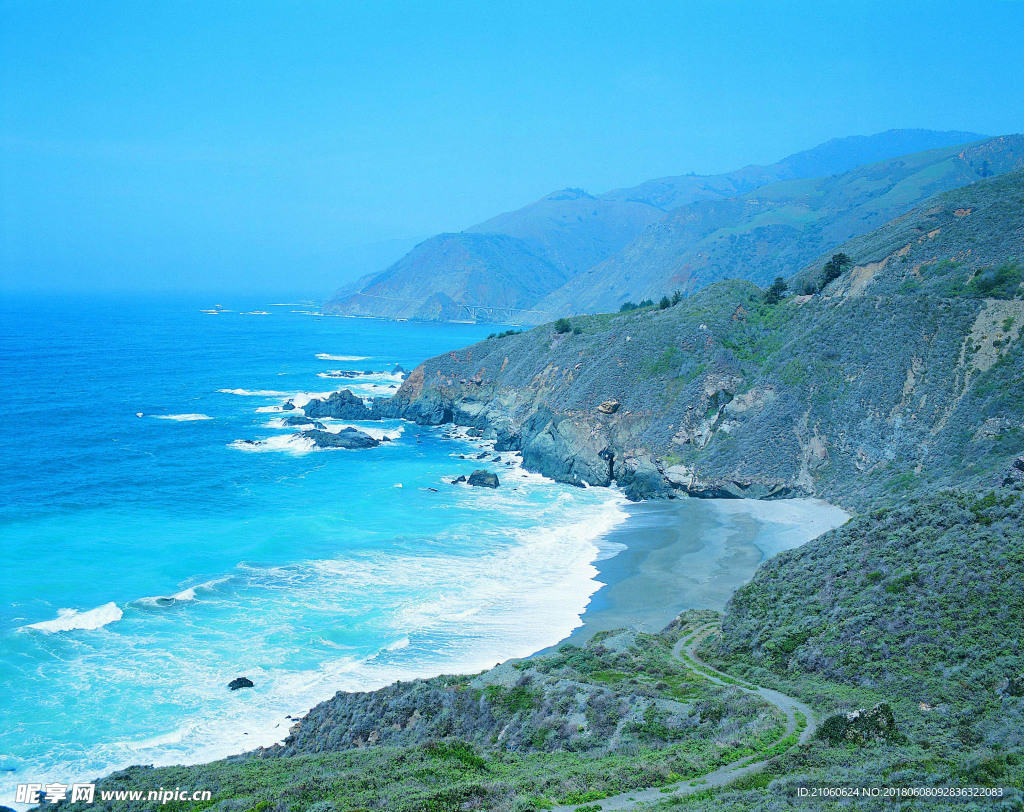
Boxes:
[554,624,817,811]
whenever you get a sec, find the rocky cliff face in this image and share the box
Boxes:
[380,172,1024,507]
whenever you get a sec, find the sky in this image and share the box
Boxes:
[2,0,1023,297]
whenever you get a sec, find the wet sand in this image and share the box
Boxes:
[552,497,850,649]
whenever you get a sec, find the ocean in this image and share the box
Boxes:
[0,295,629,797]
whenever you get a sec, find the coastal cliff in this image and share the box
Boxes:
[49,170,1024,812]
[379,170,1024,509]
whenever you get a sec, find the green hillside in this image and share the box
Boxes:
[325,232,571,322]
[47,153,1024,812]
[538,135,1024,316]
[326,130,989,323]
[380,170,1024,508]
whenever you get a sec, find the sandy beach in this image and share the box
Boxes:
[552,496,850,649]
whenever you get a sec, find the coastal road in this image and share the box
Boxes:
[554,624,817,811]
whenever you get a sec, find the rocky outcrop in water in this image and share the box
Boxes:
[228,677,254,691]
[281,414,326,429]
[302,389,376,420]
[301,428,380,449]
[467,470,499,488]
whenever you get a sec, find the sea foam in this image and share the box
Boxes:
[229,434,316,455]
[25,602,123,633]
[218,389,291,397]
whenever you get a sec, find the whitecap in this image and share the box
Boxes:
[229,434,316,455]
[154,414,213,422]
[217,389,291,397]
[317,370,405,384]
[24,602,123,633]
[319,421,404,441]
[316,353,368,361]
[132,577,229,609]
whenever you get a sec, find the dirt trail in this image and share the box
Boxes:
[554,624,816,811]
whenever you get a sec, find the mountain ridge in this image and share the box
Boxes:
[326,129,989,322]
[380,167,1024,506]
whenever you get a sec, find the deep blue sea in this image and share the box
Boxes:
[0,295,626,797]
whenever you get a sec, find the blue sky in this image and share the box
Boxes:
[2,0,1023,295]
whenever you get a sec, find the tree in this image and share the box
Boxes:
[671,289,683,305]
[553,317,572,334]
[764,276,788,305]
[638,299,655,308]
[619,301,638,312]
[821,253,852,287]
[659,295,671,310]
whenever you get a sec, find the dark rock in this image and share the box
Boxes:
[301,428,380,449]
[1003,455,1024,486]
[818,702,899,746]
[321,370,359,379]
[468,470,500,488]
[303,389,376,420]
[281,401,296,411]
[228,677,254,691]
[281,414,326,429]
[395,365,408,375]
[476,452,490,459]
[597,400,620,415]
[451,475,467,484]
[467,427,484,437]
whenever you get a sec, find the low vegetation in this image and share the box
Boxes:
[66,626,787,812]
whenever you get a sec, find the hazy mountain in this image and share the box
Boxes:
[326,129,986,322]
[328,232,570,322]
[386,166,1024,505]
[537,135,1024,317]
[600,128,985,210]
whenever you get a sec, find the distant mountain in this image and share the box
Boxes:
[600,128,985,210]
[328,232,571,322]
[537,135,1024,317]
[331,192,664,321]
[385,166,1024,505]
[325,129,986,322]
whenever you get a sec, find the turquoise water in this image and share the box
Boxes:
[0,296,626,797]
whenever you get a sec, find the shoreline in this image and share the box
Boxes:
[1,491,848,810]
[546,495,850,652]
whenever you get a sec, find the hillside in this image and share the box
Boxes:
[379,168,1024,507]
[322,232,572,322]
[538,135,1024,316]
[46,161,1024,812]
[327,191,666,321]
[58,494,1024,811]
[326,130,986,323]
[601,128,984,210]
